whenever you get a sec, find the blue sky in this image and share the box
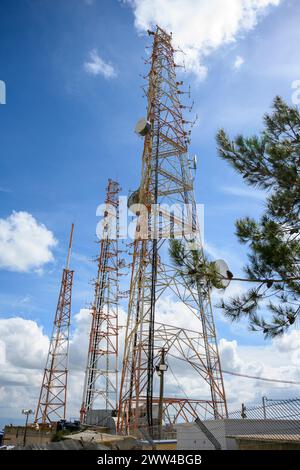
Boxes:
[0,0,300,424]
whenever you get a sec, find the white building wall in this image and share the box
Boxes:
[176,419,300,450]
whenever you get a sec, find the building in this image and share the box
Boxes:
[176,419,300,450]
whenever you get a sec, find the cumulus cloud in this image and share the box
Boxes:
[0,317,49,423]
[0,317,49,370]
[1,302,299,423]
[84,49,117,79]
[221,330,300,409]
[125,0,281,79]
[74,302,300,411]
[219,338,243,372]
[0,211,57,273]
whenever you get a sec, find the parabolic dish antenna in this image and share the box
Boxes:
[127,189,140,209]
[212,259,232,289]
[135,118,151,136]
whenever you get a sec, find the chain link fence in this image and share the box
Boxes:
[134,398,300,449]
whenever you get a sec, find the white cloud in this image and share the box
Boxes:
[219,338,243,372]
[0,317,49,371]
[221,185,266,200]
[233,55,245,69]
[220,330,300,409]
[1,301,299,423]
[84,49,117,79]
[292,79,300,106]
[125,0,281,79]
[0,211,57,273]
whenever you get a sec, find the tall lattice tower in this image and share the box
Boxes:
[34,224,74,425]
[118,27,227,435]
[80,179,120,424]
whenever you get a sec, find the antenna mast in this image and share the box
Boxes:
[80,180,120,424]
[34,223,74,425]
[118,27,227,437]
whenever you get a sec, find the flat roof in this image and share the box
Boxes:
[227,434,300,443]
[64,430,135,444]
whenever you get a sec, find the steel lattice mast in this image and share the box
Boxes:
[80,179,120,424]
[34,224,74,425]
[118,26,227,435]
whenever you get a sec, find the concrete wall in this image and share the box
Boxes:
[176,419,300,450]
[3,425,54,447]
[234,438,300,450]
[176,421,226,450]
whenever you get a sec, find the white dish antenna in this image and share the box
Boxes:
[212,259,232,289]
[135,118,151,137]
[127,189,140,209]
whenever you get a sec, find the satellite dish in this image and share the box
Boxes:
[135,118,151,137]
[127,189,140,209]
[212,259,232,289]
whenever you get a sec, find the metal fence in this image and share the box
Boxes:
[228,397,300,421]
[200,397,300,449]
[135,398,300,450]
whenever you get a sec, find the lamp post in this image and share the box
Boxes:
[22,409,33,447]
[262,396,267,419]
[156,348,168,439]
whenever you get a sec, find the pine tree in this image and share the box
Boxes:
[215,97,300,337]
